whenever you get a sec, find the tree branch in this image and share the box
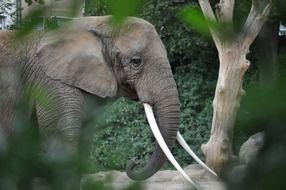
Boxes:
[198,0,217,21]
[240,0,272,49]
[198,0,221,49]
[215,0,235,23]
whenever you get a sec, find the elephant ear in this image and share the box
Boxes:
[38,31,117,98]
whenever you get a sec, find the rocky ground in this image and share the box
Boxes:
[81,132,265,190]
[81,164,225,190]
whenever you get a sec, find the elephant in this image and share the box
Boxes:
[0,16,215,189]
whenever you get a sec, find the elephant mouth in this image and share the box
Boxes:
[117,82,139,101]
[142,103,217,185]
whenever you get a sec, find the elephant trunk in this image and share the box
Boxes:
[126,69,180,180]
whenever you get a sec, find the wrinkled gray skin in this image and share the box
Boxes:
[0,16,180,184]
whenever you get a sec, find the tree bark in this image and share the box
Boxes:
[201,43,249,173]
[198,0,272,175]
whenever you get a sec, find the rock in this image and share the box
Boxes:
[225,132,265,182]
[81,164,225,190]
[226,164,247,185]
[239,132,265,164]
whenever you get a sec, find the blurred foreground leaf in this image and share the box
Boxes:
[179,6,234,40]
[105,0,145,24]
[16,8,47,37]
[179,6,211,37]
[17,0,82,37]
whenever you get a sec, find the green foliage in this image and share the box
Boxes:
[16,9,46,37]
[106,0,144,24]
[84,0,107,16]
[179,6,211,37]
[85,0,144,24]
[279,47,286,76]
[172,62,217,164]
[88,98,152,172]
[140,0,216,68]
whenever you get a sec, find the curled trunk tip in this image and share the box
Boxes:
[125,157,159,180]
[125,145,166,180]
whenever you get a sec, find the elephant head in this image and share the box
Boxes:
[37,16,215,183]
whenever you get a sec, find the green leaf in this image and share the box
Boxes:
[106,0,145,24]
[179,6,211,37]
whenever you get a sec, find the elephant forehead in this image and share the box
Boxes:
[115,26,155,54]
[115,36,146,53]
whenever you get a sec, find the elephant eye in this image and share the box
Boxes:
[130,56,141,67]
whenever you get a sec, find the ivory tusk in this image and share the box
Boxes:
[177,132,217,176]
[143,103,199,189]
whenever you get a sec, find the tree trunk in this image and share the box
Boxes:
[198,0,272,175]
[201,43,249,174]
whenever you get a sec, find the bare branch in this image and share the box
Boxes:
[215,0,235,23]
[198,0,217,21]
[198,0,221,49]
[240,0,272,48]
